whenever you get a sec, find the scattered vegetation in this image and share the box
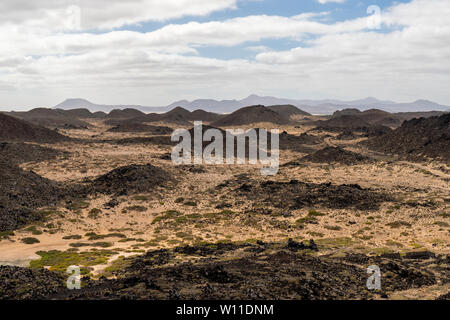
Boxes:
[125,205,147,212]
[62,235,82,240]
[152,210,183,224]
[386,221,412,229]
[307,209,326,217]
[307,231,324,237]
[175,197,184,203]
[101,256,132,277]
[295,209,326,227]
[88,208,102,219]
[0,230,15,240]
[29,249,115,274]
[69,242,113,248]
[67,199,90,213]
[315,237,354,249]
[176,232,194,241]
[133,195,149,201]
[21,237,40,244]
[324,225,342,231]
[371,247,395,256]
[85,232,126,240]
[434,221,449,227]
[24,226,43,235]
[386,240,403,248]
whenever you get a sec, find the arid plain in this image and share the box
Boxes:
[0,106,448,300]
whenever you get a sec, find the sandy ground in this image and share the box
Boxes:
[1,119,448,295]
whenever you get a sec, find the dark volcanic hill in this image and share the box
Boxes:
[8,108,90,129]
[0,160,63,232]
[333,109,401,127]
[0,113,69,143]
[332,108,361,117]
[106,107,193,126]
[296,132,323,145]
[89,164,173,196]
[313,115,392,137]
[1,240,441,300]
[267,105,311,118]
[352,109,401,127]
[149,107,222,124]
[187,109,225,122]
[58,108,106,119]
[165,107,191,118]
[365,113,450,162]
[394,111,447,122]
[93,111,108,118]
[211,105,290,127]
[301,146,370,165]
[174,125,313,157]
[58,108,92,118]
[0,142,64,165]
[107,124,172,134]
[332,109,448,128]
[155,107,194,126]
[314,115,372,130]
[107,108,146,119]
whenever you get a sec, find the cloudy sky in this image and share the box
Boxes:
[1,0,449,109]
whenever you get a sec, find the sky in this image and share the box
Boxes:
[1,0,450,110]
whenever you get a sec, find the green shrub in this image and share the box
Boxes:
[434,221,449,227]
[324,225,342,231]
[93,242,113,248]
[316,237,353,249]
[0,230,15,240]
[175,197,184,203]
[386,240,403,247]
[86,232,126,240]
[386,221,412,228]
[22,237,40,244]
[69,242,113,248]
[295,216,317,226]
[29,249,114,274]
[152,210,182,224]
[307,231,324,237]
[88,208,102,219]
[371,247,395,256]
[133,195,149,201]
[101,256,132,277]
[308,209,325,217]
[67,200,90,213]
[25,226,43,235]
[62,235,82,240]
[125,206,147,212]
[176,232,194,240]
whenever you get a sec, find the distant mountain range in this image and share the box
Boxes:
[54,95,450,115]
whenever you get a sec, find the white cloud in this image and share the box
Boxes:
[0,0,238,30]
[246,46,271,53]
[0,0,449,107]
[0,12,367,59]
[317,0,346,4]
